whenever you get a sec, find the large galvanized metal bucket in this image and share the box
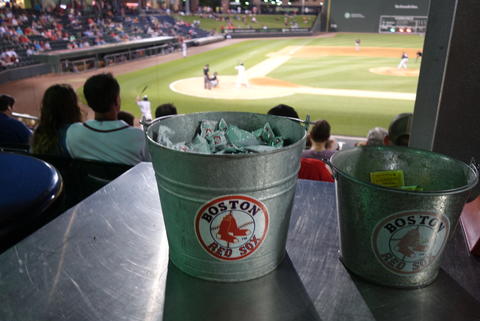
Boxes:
[145,112,306,282]
[330,146,478,288]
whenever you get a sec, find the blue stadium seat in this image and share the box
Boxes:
[0,152,63,252]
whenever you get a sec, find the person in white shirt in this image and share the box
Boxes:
[66,73,149,165]
[181,41,187,57]
[235,63,248,88]
[136,95,152,121]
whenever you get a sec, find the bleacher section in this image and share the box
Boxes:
[0,7,213,74]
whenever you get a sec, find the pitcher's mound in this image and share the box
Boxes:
[369,67,420,77]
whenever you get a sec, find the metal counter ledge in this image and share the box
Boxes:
[1,162,479,321]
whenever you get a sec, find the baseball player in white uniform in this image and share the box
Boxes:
[235,63,248,88]
[136,95,152,121]
[182,41,187,57]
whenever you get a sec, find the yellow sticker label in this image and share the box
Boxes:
[370,170,405,187]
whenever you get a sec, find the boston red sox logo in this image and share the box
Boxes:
[372,211,450,274]
[195,195,269,261]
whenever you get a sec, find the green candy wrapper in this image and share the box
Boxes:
[218,118,228,132]
[226,125,261,147]
[157,118,286,154]
[191,135,211,154]
[271,136,284,148]
[200,120,218,139]
[210,130,228,151]
[261,122,275,144]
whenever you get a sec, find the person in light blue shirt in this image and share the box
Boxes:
[66,73,149,165]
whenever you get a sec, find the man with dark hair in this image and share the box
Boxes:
[267,104,299,119]
[65,73,149,165]
[155,103,177,118]
[0,94,32,146]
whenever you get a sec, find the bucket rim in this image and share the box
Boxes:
[329,145,479,195]
[145,111,307,158]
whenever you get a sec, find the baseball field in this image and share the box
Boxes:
[2,32,424,138]
[116,33,423,137]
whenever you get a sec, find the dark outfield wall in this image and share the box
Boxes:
[329,0,430,32]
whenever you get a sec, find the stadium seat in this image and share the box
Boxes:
[32,154,134,210]
[0,152,63,253]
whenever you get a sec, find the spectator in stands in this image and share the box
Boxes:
[367,127,388,146]
[65,73,149,165]
[302,120,336,162]
[355,127,388,147]
[0,94,32,146]
[31,84,82,156]
[267,104,299,118]
[155,103,177,118]
[265,104,333,181]
[298,157,334,182]
[384,113,413,146]
[117,110,135,126]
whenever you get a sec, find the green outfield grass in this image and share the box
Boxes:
[110,33,424,137]
[269,56,419,92]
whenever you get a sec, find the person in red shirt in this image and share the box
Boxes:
[298,158,334,182]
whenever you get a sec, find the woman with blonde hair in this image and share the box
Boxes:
[31,84,82,156]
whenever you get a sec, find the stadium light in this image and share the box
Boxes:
[399,28,404,32]
[406,28,412,33]
[390,28,395,32]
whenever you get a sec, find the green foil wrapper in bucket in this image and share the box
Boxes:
[330,146,478,288]
[145,112,306,282]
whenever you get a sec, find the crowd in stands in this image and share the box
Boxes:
[0,72,178,165]
[191,5,311,30]
[267,104,413,183]
[0,5,210,71]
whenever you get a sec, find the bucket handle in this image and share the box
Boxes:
[324,159,338,180]
[469,157,480,173]
[285,114,313,132]
[466,158,480,202]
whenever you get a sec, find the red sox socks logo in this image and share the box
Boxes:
[195,195,269,260]
[372,211,450,274]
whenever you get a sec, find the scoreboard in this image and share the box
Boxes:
[379,15,428,34]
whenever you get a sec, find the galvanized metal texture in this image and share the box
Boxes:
[330,145,478,288]
[146,112,307,282]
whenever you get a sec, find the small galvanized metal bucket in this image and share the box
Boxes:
[330,145,478,288]
[145,112,306,282]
